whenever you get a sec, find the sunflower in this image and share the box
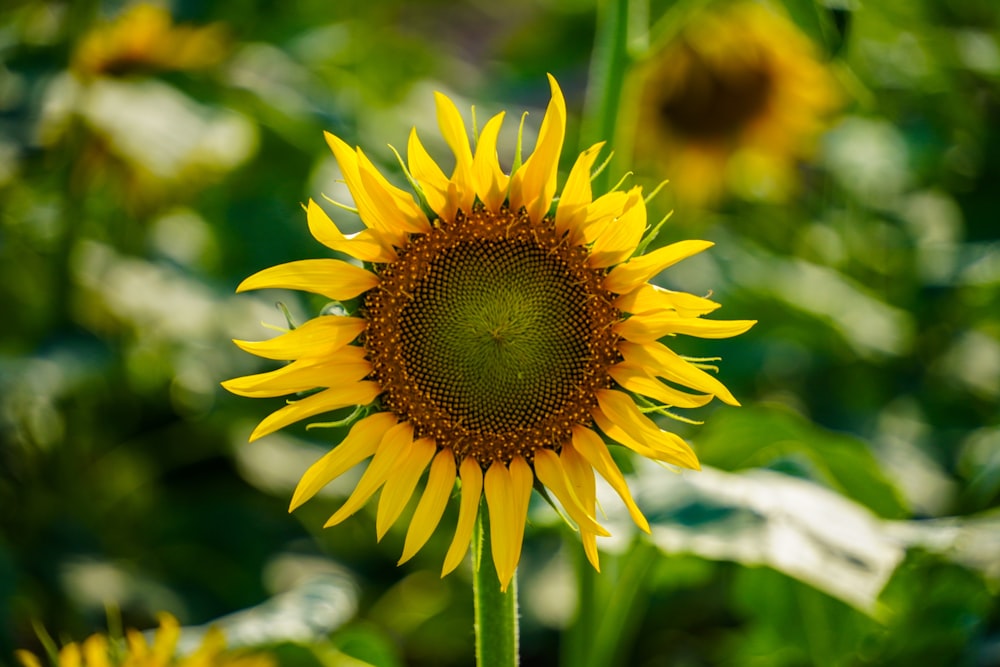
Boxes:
[224,75,754,590]
[633,3,841,204]
[16,613,272,667]
[72,4,228,78]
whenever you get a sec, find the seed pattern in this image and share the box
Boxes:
[364,205,621,468]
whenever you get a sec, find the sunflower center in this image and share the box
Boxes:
[401,239,591,432]
[657,45,774,140]
[364,206,621,467]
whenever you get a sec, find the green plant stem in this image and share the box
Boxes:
[473,506,519,667]
[561,546,597,667]
[562,539,659,667]
[581,0,633,194]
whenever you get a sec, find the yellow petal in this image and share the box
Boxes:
[407,127,455,221]
[152,613,180,664]
[237,259,378,301]
[376,436,437,540]
[619,340,740,406]
[533,448,609,536]
[399,448,457,564]
[574,190,628,246]
[485,456,533,591]
[555,142,604,236]
[306,199,396,263]
[616,311,757,343]
[593,389,700,469]
[434,91,476,213]
[570,425,649,533]
[509,74,566,223]
[356,149,431,235]
[560,440,602,570]
[14,651,43,667]
[233,314,366,361]
[324,131,408,246]
[289,411,398,511]
[125,629,149,659]
[222,346,370,398]
[471,111,510,211]
[608,363,714,409]
[442,456,484,576]
[81,635,110,667]
[248,381,381,442]
[325,422,413,527]
[588,187,647,268]
[58,644,81,667]
[190,627,227,659]
[615,283,721,317]
[603,240,715,294]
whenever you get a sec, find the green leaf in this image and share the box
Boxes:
[695,404,909,519]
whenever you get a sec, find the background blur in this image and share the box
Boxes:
[2,0,999,665]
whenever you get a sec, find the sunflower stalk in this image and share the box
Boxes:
[473,506,520,667]
[581,0,634,193]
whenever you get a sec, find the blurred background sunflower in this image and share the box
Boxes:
[2,1,999,666]
[629,1,841,206]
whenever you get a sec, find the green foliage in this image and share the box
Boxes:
[696,404,909,518]
[1,0,998,665]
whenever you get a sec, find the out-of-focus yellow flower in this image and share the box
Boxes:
[15,613,273,667]
[72,4,228,78]
[633,3,841,205]
[224,75,754,591]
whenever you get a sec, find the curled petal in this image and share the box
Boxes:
[356,149,431,235]
[575,190,628,246]
[533,448,609,536]
[237,259,377,301]
[588,187,647,268]
[594,389,700,470]
[560,440,603,569]
[324,132,407,246]
[509,74,566,223]
[222,346,370,398]
[570,426,649,533]
[555,142,604,236]
[604,240,715,294]
[306,199,396,263]
[616,311,757,343]
[233,315,366,361]
[248,381,381,442]
[619,340,740,405]
[608,363,714,409]
[615,283,721,317]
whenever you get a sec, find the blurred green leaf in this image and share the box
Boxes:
[695,404,909,518]
[623,463,1000,616]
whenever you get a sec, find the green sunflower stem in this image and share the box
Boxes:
[473,506,520,667]
[581,0,634,194]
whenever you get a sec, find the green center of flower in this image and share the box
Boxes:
[400,239,591,433]
[364,206,621,466]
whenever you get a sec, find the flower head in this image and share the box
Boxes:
[634,3,841,204]
[225,75,754,589]
[16,613,272,667]
[72,4,228,78]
